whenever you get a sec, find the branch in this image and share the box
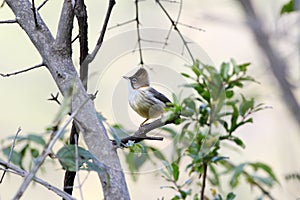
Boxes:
[83,0,115,65]
[156,0,195,63]
[107,18,135,30]
[54,0,75,54]
[0,127,21,183]
[31,0,39,28]
[63,121,78,198]
[111,115,179,148]
[238,0,300,129]
[0,19,17,24]
[74,0,89,88]
[6,0,130,198]
[0,63,44,77]
[135,0,144,65]
[0,159,75,200]
[37,0,49,10]
[200,163,207,200]
[13,96,90,199]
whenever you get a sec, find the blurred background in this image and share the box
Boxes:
[0,0,299,199]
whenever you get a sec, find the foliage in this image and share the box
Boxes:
[124,60,278,199]
[280,0,296,15]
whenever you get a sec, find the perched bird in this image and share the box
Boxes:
[123,68,171,126]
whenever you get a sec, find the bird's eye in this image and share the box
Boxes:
[131,78,137,83]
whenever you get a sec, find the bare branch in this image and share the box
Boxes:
[54,0,75,54]
[111,114,180,148]
[31,0,39,28]
[83,0,116,64]
[200,163,207,200]
[0,127,21,183]
[156,0,195,63]
[177,22,205,32]
[74,0,89,89]
[6,0,130,198]
[0,159,75,200]
[107,18,135,30]
[37,0,49,10]
[0,63,44,77]
[238,0,300,129]
[135,0,144,65]
[0,19,17,24]
[13,96,90,199]
[74,135,84,200]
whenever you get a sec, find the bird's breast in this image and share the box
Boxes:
[127,87,165,119]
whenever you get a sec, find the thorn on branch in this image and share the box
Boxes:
[48,92,61,105]
[0,63,44,78]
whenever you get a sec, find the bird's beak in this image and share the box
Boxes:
[123,76,129,80]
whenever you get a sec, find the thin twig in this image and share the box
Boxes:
[13,96,91,199]
[37,0,49,10]
[135,0,144,65]
[0,159,75,200]
[71,34,79,43]
[177,22,205,32]
[83,0,116,65]
[156,0,195,63]
[74,135,84,200]
[108,18,135,30]
[162,0,182,49]
[200,163,207,200]
[0,127,21,183]
[0,63,44,77]
[31,0,39,28]
[0,19,17,24]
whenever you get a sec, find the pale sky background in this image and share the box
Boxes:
[0,0,299,199]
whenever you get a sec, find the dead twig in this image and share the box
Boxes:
[0,63,44,77]
[0,127,21,183]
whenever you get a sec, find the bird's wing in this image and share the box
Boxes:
[148,87,171,104]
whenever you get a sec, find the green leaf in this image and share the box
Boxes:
[211,156,229,163]
[56,144,102,172]
[231,136,246,149]
[191,61,201,77]
[30,148,39,158]
[181,72,191,78]
[226,192,236,200]
[250,162,279,183]
[148,146,167,161]
[27,134,46,146]
[3,147,22,167]
[225,90,234,99]
[230,163,246,188]
[220,62,230,80]
[239,96,254,116]
[208,164,220,186]
[280,0,294,15]
[171,162,180,181]
[229,103,239,133]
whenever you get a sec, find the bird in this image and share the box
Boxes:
[123,68,171,126]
